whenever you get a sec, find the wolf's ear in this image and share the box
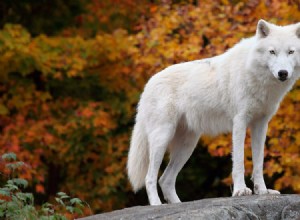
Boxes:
[257,19,270,38]
[296,24,300,38]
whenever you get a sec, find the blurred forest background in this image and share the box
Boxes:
[0,0,300,217]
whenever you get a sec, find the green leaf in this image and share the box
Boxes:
[60,195,70,200]
[70,198,83,205]
[51,214,68,220]
[16,192,33,204]
[11,178,28,188]
[15,161,25,168]
[57,192,67,197]
[73,207,83,215]
[66,205,74,213]
[42,202,53,208]
[55,197,64,206]
[5,163,17,170]
[5,162,25,171]
[2,152,17,161]
[5,182,19,191]
[0,209,5,217]
[0,189,10,197]
[41,202,54,214]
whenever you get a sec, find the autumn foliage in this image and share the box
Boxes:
[0,0,300,216]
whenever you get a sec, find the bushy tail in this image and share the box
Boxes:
[127,121,149,192]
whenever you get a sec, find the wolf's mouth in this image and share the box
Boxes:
[279,77,287,81]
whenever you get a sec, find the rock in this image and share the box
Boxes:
[79,194,300,220]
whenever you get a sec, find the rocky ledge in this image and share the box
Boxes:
[79,194,300,220]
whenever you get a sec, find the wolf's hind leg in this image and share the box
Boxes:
[146,124,176,205]
[159,130,199,204]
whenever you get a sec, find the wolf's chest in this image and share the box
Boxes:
[244,86,283,119]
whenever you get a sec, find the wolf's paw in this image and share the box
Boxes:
[232,187,252,196]
[266,189,280,194]
[254,186,280,195]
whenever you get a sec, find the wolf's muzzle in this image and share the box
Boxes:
[278,70,288,81]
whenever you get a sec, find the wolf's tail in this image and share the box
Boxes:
[127,121,149,192]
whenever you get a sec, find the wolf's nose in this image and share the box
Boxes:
[278,70,288,81]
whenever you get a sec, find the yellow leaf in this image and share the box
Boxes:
[0,104,9,115]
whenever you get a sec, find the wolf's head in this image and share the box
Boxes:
[251,19,300,82]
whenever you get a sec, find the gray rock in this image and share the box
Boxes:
[79,194,300,220]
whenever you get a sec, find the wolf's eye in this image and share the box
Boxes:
[269,50,276,55]
[289,50,295,54]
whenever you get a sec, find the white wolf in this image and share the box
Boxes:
[127,20,300,205]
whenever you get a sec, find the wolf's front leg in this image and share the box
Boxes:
[232,115,252,196]
[251,118,280,195]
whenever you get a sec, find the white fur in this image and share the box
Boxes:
[127,20,300,205]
